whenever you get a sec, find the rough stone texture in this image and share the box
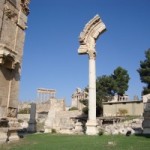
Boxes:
[37,88,56,103]
[71,88,88,110]
[142,94,150,134]
[44,98,83,134]
[0,128,8,143]
[52,111,83,134]
[45,99,67,132]
[17,114,29,129]
[28,103,36,133]
[103,101,143,117]
[78,15,106,135]
[0,0,30,117]
[0,0,30,142]
[100,118,143,135]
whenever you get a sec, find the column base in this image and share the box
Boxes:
[8,128,20,142]
[28,121,36,133]
[0,128,8,143]
[86,120,98,135]
[143,128,150,134]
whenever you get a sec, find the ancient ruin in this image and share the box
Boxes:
[44,98,84,134]
[103,95,143,117]
[0,0,30,142]
[28,103,36,133]
[37,88,56,103]
[71,88,88,110]
[78,15,106,135]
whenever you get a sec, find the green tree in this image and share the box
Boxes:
[81,67,130,116]
[112,66,130,99]
[96,75,115,116]
[137,49,150,95]
[96,75,115,101]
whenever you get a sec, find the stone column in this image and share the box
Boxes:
[78,15,106,135]
[28,103,36,133]
[86,52,98,135]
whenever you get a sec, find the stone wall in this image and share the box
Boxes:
[100,118,143,135]
[44,98,84,133]
[45,110,83,134]
[103,101,143,116]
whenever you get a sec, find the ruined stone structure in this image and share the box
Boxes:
[78,15,106,135]
[28,103,36,133]
[110,94,129,102]
[44,98,65,132]
[37,88,56,103]
[0,0,30,142]
[142,94,150,134]
[71,88,88,110]
[44,98,83,134]
[103,100,143,117]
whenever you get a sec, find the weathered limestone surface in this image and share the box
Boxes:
[78,15,106,135]
[142,94,150,134]
[0,128,8,143]
[44,99,83,134]
[28,103,36,133]
[71,88,88,110]
[102,118,143,135]
[44,99,66,132]
[0,0,30,142]
[103,101,143,117]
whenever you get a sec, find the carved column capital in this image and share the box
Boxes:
[88,51,96,60]
[20,0,30,15]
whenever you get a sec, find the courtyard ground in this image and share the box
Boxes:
[0,134,150,150]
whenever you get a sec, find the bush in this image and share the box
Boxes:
[51,129,56,134]
[18,119,24,123]
[18,108,30,114]
[69,107,78,111]
[118,108,128,116]
[82,107,88,115]
[98,128,104,136]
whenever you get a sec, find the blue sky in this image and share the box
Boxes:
[20,0,150,106]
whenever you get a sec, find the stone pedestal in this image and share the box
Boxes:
[0,128,8,143]
[86,120,98,135]
[7,118,20,142]
[74,122,84,134]
[8,128,20,142]
[0,117,20,143]
[28,121,37,133]
[28,103,36,133]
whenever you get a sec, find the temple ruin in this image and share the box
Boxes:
[0,0,30,142]
[37,88,56,103]
[71,88,88,111]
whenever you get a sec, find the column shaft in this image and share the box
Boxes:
[89,58,96,121]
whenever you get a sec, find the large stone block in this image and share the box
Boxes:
[0,0,5,10]
[0,128,8,143]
